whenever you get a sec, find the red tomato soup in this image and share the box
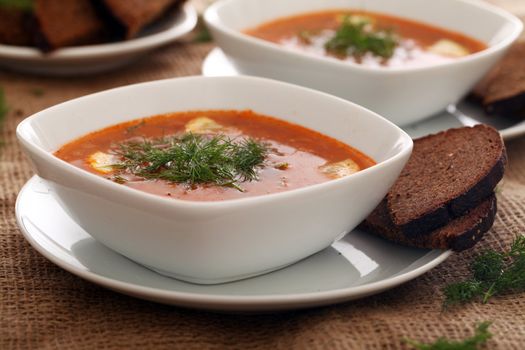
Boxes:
[55,110,375,201]
[245,10,487,68]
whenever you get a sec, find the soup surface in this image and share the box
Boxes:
[245,10,487,68]
[55,110,375,201]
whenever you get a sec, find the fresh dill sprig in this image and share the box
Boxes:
[0,88,8,146]
[192,16,213,43]
[0,0,33,11]
[324,15,398,59]
[298,30,317,45]
[443,235,525,307]
[193,26,212,43]
[405,322,492,350]
[114,133,267,191]
[112,175,127,184]
[29,87,44,97]
[125,119,146,134]
[0,88,7,119]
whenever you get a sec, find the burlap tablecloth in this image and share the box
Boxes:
[1,1,525,349]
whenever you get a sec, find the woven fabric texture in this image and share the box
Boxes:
[1,1,525,348]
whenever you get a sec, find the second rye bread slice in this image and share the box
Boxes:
[361,194,497,251]
[387,124,506,238]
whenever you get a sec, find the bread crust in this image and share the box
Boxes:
[386,125,506,238]
[399,150,505,237]
[360,194,497,251]
[0,8,34,46]
[33,0,107,49]
[448,196,497,251]
[102,0,180,38]
[471,41,525,117]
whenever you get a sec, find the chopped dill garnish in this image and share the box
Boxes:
[125,120,146,134]
[298,30,316,45]
[274,162,289,170]
[324,15,398,59]
[112,175,127,184]
[443,235,525,307]
[405,322,492,350]
[113,133,268,191]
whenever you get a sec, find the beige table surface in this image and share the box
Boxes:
[1,1,524,349]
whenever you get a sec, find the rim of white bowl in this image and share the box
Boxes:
[0,3,197,60]
[16,75,413,211]
[204,0,524,75]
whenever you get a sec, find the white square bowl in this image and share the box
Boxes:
[17,76,412,284]
[205,0,523,125]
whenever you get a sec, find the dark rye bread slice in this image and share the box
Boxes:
[33,0,108,49]
[387,124,506,238]
[102,0,181,38]
[360,194,497,251]
[471,41,525,117]
[0,7,34,46]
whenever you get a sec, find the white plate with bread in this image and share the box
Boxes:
[18,123,503,313]
[16,86,505,310]
[0,1,197,75]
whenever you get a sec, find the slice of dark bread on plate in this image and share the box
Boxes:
[471,41,525,117]
[360,194,497,252]
[0,7,34,46]
[102,0,181,38]
[33,0,109,49]
[386,124,506,238]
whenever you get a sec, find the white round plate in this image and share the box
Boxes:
[0,3,197,76]
[16,176,450,312]
[202,48,525,141]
